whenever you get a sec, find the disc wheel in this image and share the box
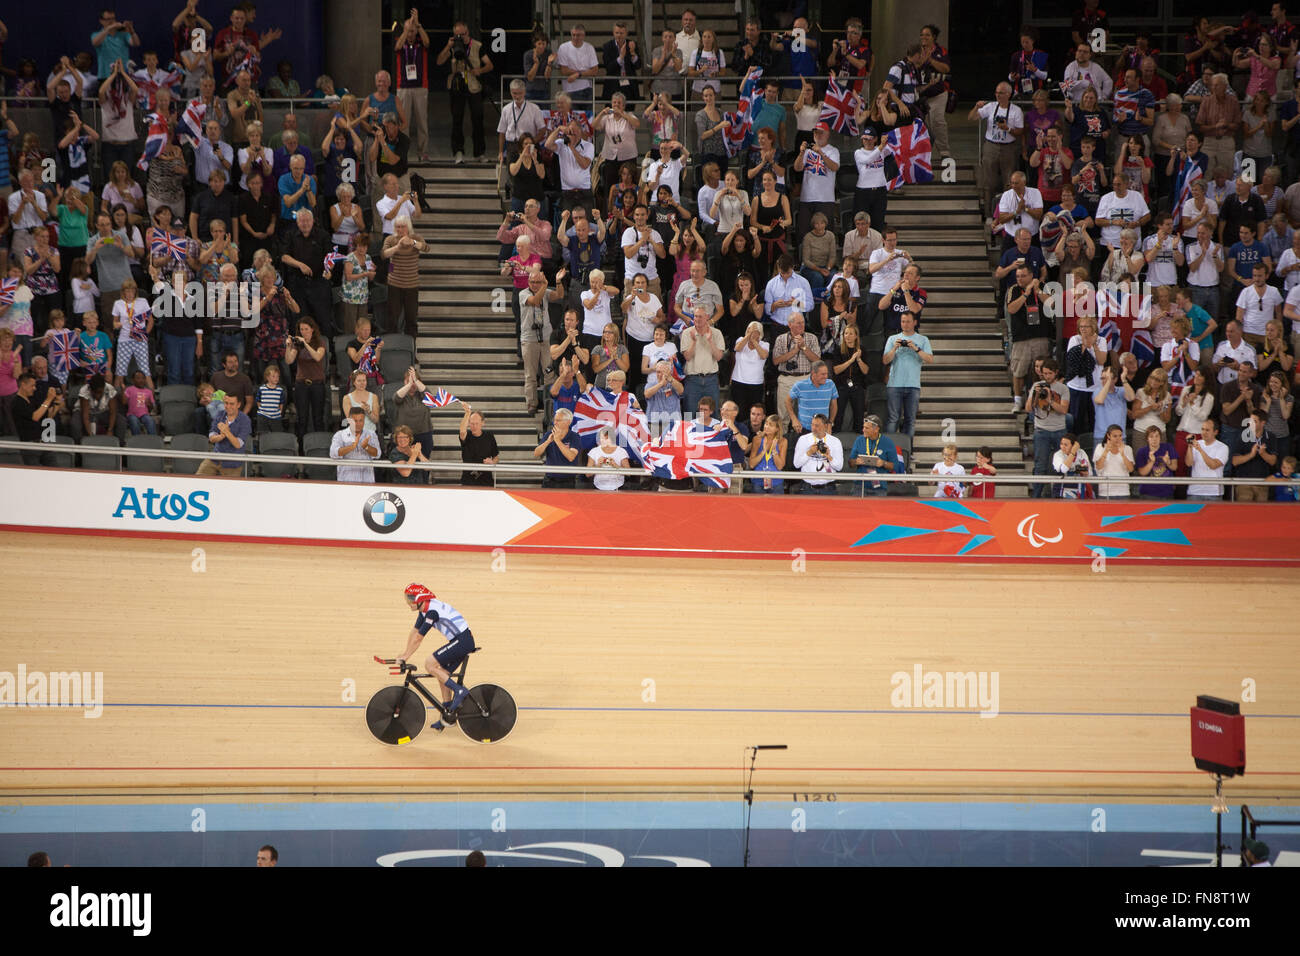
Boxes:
[455,684,517,743]
[366,685,426,745]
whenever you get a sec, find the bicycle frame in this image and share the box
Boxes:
[375,654,476,719]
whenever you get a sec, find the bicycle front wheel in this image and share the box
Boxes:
[366,685,426,745]
[456,684,517,743]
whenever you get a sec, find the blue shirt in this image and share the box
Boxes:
[1228,240,1268,282]
[1273,472,1300,501]
[209,411,252,467]
[94,29,132,78]
[850,433,900,492]
[998,245,1046,296]
[1185,304,1214,342]
[1263,228,1294,265]
[752,100,785,138]
[1094,384,1128,445]
[552,380,580,416]
[883,333,932,389]
[277,172,317,220]
[788,377,839,428]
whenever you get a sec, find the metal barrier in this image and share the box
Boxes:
[0,438,1286,494]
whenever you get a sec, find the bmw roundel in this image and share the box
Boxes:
[363,491,406,534]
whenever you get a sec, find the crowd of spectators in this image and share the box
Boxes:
[977,8,1300,500]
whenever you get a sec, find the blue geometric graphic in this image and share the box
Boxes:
[1084,528,1192,546]
[1099,503,1204,527]
[1084,546,1128,558]
[956,534,994,555]
[919,500,989,522]
[852,525,957,547]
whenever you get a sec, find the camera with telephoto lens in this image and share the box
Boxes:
[451,35,468,61]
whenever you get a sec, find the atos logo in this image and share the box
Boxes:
[113,487,212,522]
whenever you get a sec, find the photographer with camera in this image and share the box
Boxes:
[520,268,565,414]
[793,414,843,495]
[882,311,933,440]
[546,121,596,222]
[436,21,494,164]
[1026,357,1069,497]
[1006,263,1053,414]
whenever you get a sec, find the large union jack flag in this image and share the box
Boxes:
[1113,88,1140,125]
[133,65,182,111]
[723,109,752,157]
[1130,327,1156,369]
[819,74,859,135]
[150,231,190,262]
[0,277,17,306]
[803,147,828,176]
[357,338,383,381]
[179,98,207,148]
[639,419,735,488]
[1171,161,1204,232]
[571,386,650,465]
[422,388,460,408]
[137,112,171,171]
[46,327,80,382]
[884,120,933,191]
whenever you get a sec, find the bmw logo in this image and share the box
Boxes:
[363,491,406,534]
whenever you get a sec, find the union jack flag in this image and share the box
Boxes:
[179,99,207,148]
[422,388,460,408]
[639,419,735,488]
[571,386,650,465]
[46,328,80,383]
[0,277,17,306]
[803,147,828,176]
[739,67,764,114]
[121,301,150,341]
[1098,315,1123,351]
[884,120,933,191]
[1171,161,1204,231]
[133,66,182,110]
[225,48,261,87]
[819,74,859,135]
[137,112,171,171]
[1057,77,1085,98]
[322,251,348,278]
[80,339,108,375]
[722,109,752,157]
[151,232,190,262]
[358,338,383,381]
[1113,88,1139,124]
[1130,327,1156,369]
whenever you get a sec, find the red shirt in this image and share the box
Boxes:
[214,26,261,85]
[968,466,997,498]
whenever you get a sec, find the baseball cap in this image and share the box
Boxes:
[865,414,884,429]
[860,126,878,138]
[814,121,830,132]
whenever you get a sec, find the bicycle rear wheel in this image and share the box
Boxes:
[366,685,426,745]
[456,684,517,743]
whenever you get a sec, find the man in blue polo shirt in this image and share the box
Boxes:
[751,79,787,150]
[883,311,933,439]
[786,360,839,437]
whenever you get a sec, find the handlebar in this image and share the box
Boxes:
[373,655,415,675]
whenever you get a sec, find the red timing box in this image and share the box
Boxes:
[1190,696,1246,777]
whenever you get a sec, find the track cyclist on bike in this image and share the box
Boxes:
[396,584,477,731]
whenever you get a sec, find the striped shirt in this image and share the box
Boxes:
[256,384,285,419]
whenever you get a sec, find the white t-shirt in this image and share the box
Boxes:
[8,190,48,231]
[1092,443,1134,497]
[793,433,843,484]
[580,287,613,337]
[558,139,595,192]
[1185,240,1222,287]
[237,146,273,191]
[1180,197,1217,241]
[1143,234,1180,287]
[931,461,966,498]
[1065,334,1109,392]
[997,186,1044,239]
[1276,247,1300,292]
[643,340,677,370]
[1212,339,1257,385]
[675,30,701,65]
[979,101,1024,145]
[555,41,598,93]
[799,145,839,204]
[868,248,907,294]
[1187,438,1228,497]
[112,296,152,340]
[854,147,887,189]
[623,292,663,342]
[588,444,630,490]
[643,157,684,203]
[732,337,768,384]
[1235,284,1283,336]
[688,47,726,92]
[1095,190,1149,248]
[622,227,659,280]
[375,194,416,235]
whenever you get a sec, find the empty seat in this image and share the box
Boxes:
[158,384,197,406]
[333,336,354,382]
[44,435,77,469]
[379,347,414,384]
[302,446,336,481]
[78,434,123,471]
[256,432,300,478]
[162,401,199,436]
[124,434,166,473]
[381,332,415,354]
[167,433,210,474]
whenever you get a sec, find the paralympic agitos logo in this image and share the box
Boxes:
[112,486,211,522]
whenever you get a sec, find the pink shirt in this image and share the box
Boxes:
[124,386,154,417]
[0,348,20,397]
[507,253,542,290]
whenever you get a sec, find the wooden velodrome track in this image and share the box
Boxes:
[0,530,1297,801]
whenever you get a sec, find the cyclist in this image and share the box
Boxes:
[396,584,476,731]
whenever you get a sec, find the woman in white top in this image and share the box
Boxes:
[687,30,726,95]
[1099,227,1144,286]
[330,184,365,249]
[102,161,146,226]
[641,323,678,375]
[1093,424,1134,498]
[792,79,822,152]
[595,92,641,195]
[1178,177,1217,244]
[1129,366,1172,447]
[588,426,630,491]
[238,121,274,191]
[621,273,664,393]
[1174,367,1216,465]
[109,203,146,261]
[710,170,749,235]
[581,268,619,345]
[341,369,380,435]
[730,320,769,413]
[1053,433,1094,498]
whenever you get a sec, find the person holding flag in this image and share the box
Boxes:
[794,123,840,247]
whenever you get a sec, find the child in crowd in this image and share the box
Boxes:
[932,443,965,498]
[968,446,997,498]
[78,312,113,379]
[192,382,217,434]
[1054,433,1094,498]
[110,278,154,390]
[588,427,630,491]
[0,265,34,363]
[38,310,80,387]
[1267,456,1299,501]
[256,365,287,433]
[643,358,684,437]
[347,316,383,384]
[122,369,157,435]
[70,258,99,316]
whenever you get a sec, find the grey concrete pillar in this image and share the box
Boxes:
[869,0,949,94]
[325,0,383,97]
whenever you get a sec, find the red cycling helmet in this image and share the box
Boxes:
[404,583,435,608]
